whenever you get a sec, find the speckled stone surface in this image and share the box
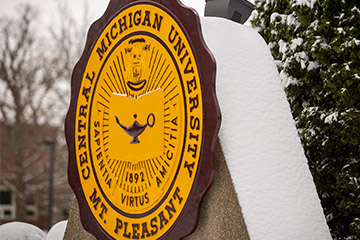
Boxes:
[183,139,250,240]
[64,140,249,240]
[63,197,96,240]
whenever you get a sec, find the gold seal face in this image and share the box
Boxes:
[74,3,203,239]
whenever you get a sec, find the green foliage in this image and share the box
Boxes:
[252,0,360,239]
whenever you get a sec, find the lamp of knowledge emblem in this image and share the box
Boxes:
[66,0,220,239]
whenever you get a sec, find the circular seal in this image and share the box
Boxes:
[66,1,220,239]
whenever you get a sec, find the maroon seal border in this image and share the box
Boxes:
[65,0,221,239]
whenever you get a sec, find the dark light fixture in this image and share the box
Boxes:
[205,0,255,24]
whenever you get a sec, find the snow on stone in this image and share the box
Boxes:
[201,17,332,240]
[0,222,46,240]
[46,220,68,240]
[0,221,68,239]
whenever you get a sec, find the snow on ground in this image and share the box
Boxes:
[201,17,332,240]
[0,221,67,240]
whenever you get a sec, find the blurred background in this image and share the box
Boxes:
[0,0,359,239]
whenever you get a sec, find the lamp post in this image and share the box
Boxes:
[41,140,55,230]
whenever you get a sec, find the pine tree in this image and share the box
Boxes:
[252,1,360,239]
